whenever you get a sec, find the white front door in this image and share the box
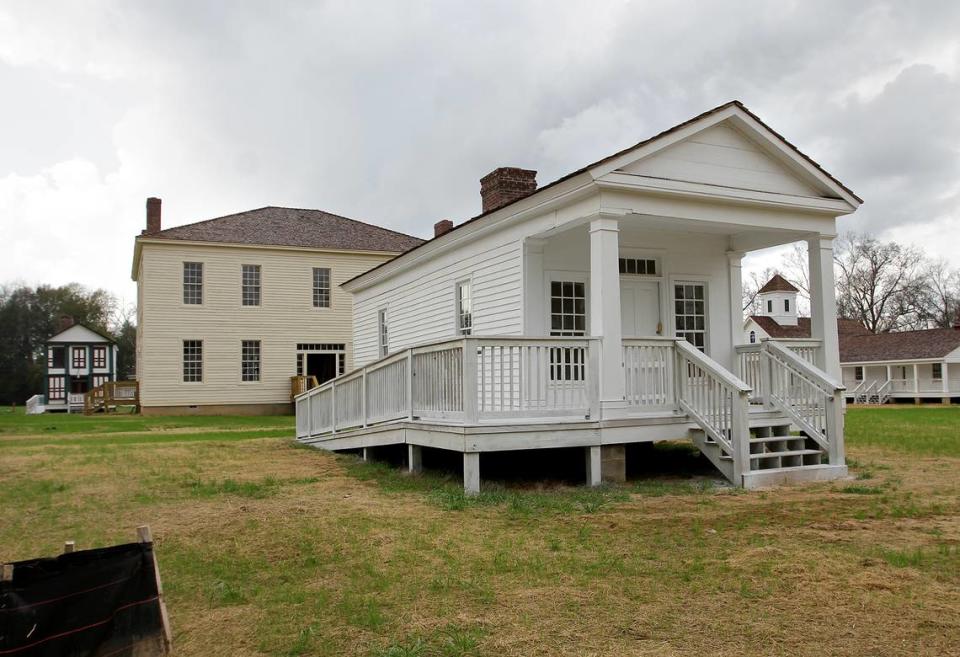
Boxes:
[620,280,660,337]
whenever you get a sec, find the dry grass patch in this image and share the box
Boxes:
[1,409,958,656]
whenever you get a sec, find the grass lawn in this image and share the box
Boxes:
[1,406,958,656]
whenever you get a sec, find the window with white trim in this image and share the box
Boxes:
[674,282,707,351]
[933,363,943,381]
[241,340,261,382]
[456,280,472,335]
[854,366,864,381]
[378,309,389,358]
[242,264,261,306]
[618,257,658,276]
[766,299,773,313]
[48,376,65,400]
[183,262,203,305]
[92,375,110,388]
[749,331,756,344]
[92,346,107,368]
[549,281,586,336]
[48,347,65,368]
[784,298,791,312]
[313,267,331,308]
[183,340,203,382]
[72,347,87,369]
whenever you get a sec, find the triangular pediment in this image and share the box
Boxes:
[48,324,113,344]
[618,121,822,196]
[590,102,860,207]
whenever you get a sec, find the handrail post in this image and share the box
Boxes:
[331,380,337,435]
[361,368,368,428]
[587,339,601,420]
[825,393,843,465]
[462,339,478,424]
[307,393,313,437]
[761,343,774,409]
[406,349,414,421]
[673,343,683,411]
[732,390,750,485]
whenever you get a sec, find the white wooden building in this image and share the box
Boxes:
[295,101,860,492]
[841,323,960,404]
[34,318,119,413]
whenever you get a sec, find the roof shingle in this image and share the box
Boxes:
[143,206,424,253]
[758,274,799,294]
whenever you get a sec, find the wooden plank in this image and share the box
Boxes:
[137,525,173,652]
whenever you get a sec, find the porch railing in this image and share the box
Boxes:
[675,340,752,482]
[735,339,821,402]
[762,340,844,463]
[623,338,676,408]
[296,337,600,439]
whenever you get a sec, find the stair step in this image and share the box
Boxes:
[750,435,800,444]
[750,449,822,459]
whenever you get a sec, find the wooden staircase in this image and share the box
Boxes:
[690,407,835,487]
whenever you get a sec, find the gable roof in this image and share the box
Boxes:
[758,274,799,294]
[141,206,424,253]
[749,316,812,339]
[840,327,960,363]
[748,317,873,342]
[344,99,861,291]
[47,323,114,344]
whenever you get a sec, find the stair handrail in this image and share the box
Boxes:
[762,340,844,461]
[674,340,752,482]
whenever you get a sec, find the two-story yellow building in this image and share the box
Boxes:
[131,198,422,415]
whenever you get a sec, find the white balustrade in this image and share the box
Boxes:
[623,338,675,408]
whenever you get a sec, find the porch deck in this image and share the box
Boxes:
[295,336,847,492]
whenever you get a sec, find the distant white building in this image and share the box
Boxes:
[743,274,960,404]
[43,318,119,413]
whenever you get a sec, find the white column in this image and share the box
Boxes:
[585,445,601,487]
[807,236,841,379]
[727,250,745,374]
[589,218,624,407]
[463,452,480,495]
[408,444,422,473]
[943,363,950,394]
[523,238,546,334]
[913,363,920,394]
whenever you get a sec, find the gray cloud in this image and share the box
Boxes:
[1,0,958,302]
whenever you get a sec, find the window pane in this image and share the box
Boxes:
[241,340,261,382]
[313,268,331,308]
[242,265,261,306]
[183,340,203,382]
[549,279,587,337]
[183,262,203,304]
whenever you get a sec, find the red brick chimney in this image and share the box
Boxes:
[434,219,454,237]
[479,167,537,214]
[144,197,162,234]
[58,315,75,333]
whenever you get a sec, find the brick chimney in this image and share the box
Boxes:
[479,167,537,214]
[144,197,162,234]
[434,219,454,237]
[58,315,75,333]
[953,308,960,330]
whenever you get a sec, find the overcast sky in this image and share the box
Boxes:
[2,1,959,307]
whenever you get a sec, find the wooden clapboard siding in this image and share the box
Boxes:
[353,237,524,366]
[619,124,821,197]
[138,242,397,408]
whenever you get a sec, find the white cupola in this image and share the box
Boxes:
[756,274,799,326]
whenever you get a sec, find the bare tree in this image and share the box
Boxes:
[834,233,929,333]
[921,258,960,328]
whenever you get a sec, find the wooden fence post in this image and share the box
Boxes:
[138,526,173,651]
